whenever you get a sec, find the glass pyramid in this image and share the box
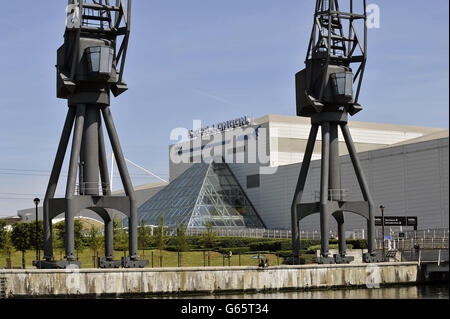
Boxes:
[137,161,266,229]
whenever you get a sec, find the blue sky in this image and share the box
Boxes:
[0,1,448,217]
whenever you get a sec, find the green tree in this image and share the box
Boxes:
[175,222,188,252]
[153,215,167,265]
[1,230,14,269]
[113,218,129,254]
[198,222,218,267]
[138,219,152,256]
[199,221,219,249]
[52,227,65,260]
[0,220,7,250]
[11,222,32,268]
[53,219,85,259]
[86,225,103,264]
[29,220,44,251]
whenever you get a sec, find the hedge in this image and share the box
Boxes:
[305,244,353,254]
[141,237,367,251]
[216,247,251,254]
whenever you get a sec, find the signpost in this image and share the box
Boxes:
[379,206,386,261]
[375,216,418,230]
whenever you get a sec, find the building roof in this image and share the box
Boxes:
[389,129,449,147]
[257,114,446,136]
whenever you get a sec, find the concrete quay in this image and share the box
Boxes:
[0,262,420,298]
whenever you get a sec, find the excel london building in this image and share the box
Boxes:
[18,114,448,237]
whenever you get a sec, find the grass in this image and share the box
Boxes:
[0,249,304,269]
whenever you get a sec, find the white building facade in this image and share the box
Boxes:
[169,114,449,233]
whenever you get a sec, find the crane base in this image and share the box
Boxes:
[34,260,81,269]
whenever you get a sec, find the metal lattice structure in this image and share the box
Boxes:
[291,0,383,264]
[137,162,266,230]
[37,0,148,269]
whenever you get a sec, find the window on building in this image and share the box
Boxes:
[247,174,260,189]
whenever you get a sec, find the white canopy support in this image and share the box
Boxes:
[109,152,168,192]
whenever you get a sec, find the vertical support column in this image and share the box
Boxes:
[98,115,111,196]
[329,123,341,200]
[80,105,100,196]
[98,115,115,261]
[337,215,345,255]
[65,104,86,261]
[65,202,76,261]
[104,214,114,261]
[100,106,138,260]
[340,123,376,257]
[329,123,345,256]
[291,124,319,262]
[333,212,346,257]
[43,107,76,260]
[320,122,330,258]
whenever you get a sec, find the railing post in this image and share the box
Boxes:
[438,249,441,267]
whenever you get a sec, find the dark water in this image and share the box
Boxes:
[162,284,449,299]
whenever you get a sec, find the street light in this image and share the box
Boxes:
[33,198,40,262]
[379,205,386,261]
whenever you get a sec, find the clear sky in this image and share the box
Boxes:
[0,1,448,217]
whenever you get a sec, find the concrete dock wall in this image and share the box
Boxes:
[0,262,419,298]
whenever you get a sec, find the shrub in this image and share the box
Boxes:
[248,250,271,255]
[305,244,353,254]
[216,247,251,254]
[346,239,368,249]
[276,250,293,258]
[166,245,195,252]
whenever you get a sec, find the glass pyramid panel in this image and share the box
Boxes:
[187,162,266,229]
[137,163,209,227]
[137,161,265,229]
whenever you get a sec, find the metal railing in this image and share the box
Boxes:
[314,189,348,201]
[405,228,448,239]
[377,237,449,251]
[376,228,449,240]
[400,248,449,266]
[184,228,347,240]
[75,182,110,195]
[185,228,293,239]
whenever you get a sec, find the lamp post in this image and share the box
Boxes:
[379,205,386,261]
[33,198,40,262]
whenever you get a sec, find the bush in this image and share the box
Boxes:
[305,244,353,254]
[276,250,293,258]
[300,239,321,248]
[248,240,292,252]
[346,239,368,249]
[248,250,271,255]
[215,237,274,248]
[216,247,251,254]
[165,245,179,252]
[249,241,277,252]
